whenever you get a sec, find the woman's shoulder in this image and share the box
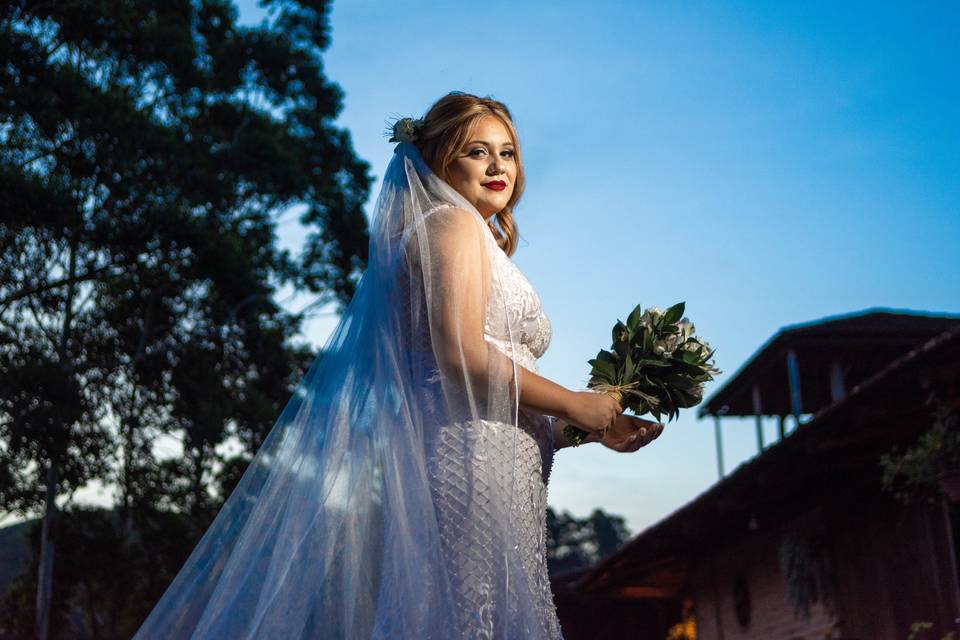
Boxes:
[402,204,485,242]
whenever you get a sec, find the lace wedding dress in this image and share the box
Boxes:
[413,215,565,639]
[131,143,564,640]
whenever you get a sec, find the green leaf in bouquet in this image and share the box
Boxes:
[694,371,716,385]
[648,381,668,396]
[661,403,675,423]
[626,304,644,334]
[645,383,667,405]
[663,301,685,325]
[588,373,614,388]
[671,360,709,377]
[661,385,674,403]
[643,328,655,354]
[644,376,669,393]
[662,393,680,419]
[663,373,697,391]
[671,387,699,408]
[596,349,619,364]
[588,359,618,381]
[662,320,681,333]
[636,358,672,369]
[623,351,636,382]
[612,320,627,346]
[613,338,628,361]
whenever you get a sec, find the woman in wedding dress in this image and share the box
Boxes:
[132,91,663,640]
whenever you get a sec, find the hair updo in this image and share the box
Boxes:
[409,91,525,257]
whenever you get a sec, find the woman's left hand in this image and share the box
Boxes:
[589,414,664,452]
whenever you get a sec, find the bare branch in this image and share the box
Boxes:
[0,264,120,309]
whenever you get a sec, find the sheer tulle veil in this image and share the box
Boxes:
[132,141,534,638]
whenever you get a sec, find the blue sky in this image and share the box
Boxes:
[236,1,960,534]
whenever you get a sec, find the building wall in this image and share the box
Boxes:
[687,506,839,640]
[825,494,960,639]
[687,495,960,640]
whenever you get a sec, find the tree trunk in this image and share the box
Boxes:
[35,227,79,639]
[192,444,207,516]
[122,409,135,537]
[35,463,58,640]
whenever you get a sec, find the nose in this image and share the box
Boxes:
[488,158,505,175]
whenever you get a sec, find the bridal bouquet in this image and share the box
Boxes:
[564,302,722,446]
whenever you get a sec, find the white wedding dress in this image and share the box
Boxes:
[413,220,565,639]
[131,144,565,640]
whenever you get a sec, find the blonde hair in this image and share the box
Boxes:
[413,91,524,257]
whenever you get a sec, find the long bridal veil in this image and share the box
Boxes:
[132,141,534,639]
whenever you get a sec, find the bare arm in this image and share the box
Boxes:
[515,365,620,448]
[408,207,620,436]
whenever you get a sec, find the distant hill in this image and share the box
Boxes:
[0,519,35,595]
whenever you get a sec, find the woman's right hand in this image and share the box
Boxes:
[563,390,623,436]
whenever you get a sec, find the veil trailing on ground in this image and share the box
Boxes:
[133,142,534,638]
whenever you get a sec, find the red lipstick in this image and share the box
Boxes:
[482,181,507,191]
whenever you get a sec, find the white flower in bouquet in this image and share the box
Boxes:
[653,332,681,357]
[640,307,663,331]
[681,338,701,353]
[697,339,713,357]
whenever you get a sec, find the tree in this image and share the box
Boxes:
[0,1,371,637]
[546,507,631,576]
[880,379,960,505]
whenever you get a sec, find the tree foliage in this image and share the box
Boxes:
[880,380,960,505]
[546,507,631,576]
[0,0,371,636]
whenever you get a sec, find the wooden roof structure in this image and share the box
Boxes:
[573,321,960,597]
[698,308,960,419]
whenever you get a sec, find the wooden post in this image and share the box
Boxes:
[786,347,803,426]
[714,415,725,479]
[830,357,846,402]
[752,383,764,452]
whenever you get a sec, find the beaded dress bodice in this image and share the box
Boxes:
[422,226,565,639]
[482,242,558,482]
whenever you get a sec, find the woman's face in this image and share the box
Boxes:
[446,116,517,219]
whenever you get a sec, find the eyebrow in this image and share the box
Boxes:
[466,140,515,147]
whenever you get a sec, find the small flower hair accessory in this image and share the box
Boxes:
[386,116,425,144]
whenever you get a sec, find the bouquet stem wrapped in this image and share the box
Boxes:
[565,302,721,446]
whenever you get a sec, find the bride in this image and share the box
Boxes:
[132,91,663,639]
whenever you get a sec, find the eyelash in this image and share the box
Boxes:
[469,148,514,158]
